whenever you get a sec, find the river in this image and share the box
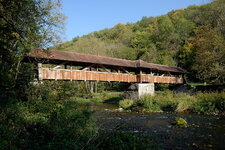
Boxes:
[90,103,225,150]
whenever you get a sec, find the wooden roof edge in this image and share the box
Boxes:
[26,48,188,74]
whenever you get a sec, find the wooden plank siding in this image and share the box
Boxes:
[40,68,183,84]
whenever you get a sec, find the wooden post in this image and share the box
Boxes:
[139,68,142,83]
[38,63,43,80]
[70,65,72,81]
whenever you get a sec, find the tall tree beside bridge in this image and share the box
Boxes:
[0,0,65,101]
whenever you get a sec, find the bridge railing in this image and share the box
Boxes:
[40,68,137,82]
[38,68,183,84]
[140,74,183,84]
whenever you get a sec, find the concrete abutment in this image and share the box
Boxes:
[124,83,155,99]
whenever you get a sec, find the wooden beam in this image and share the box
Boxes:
[160,74,165,77]
[53,62,67,69]
[150,72,155,76]
[168,72,172,77]
[119,67,130,74]
[98,64,111,73]
[80,64,96,71]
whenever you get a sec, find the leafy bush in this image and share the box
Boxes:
[0,81,96,149]
[0,99,95,149]
[194,92,225,114]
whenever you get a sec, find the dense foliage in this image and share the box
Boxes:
[0,81,161,149]
[0,0,65,103]
[54,0,225,84]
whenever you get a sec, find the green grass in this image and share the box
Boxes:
[188,83,208,88]
[69,97,102,104]
[119,99,134,109]
[128,91,225,115]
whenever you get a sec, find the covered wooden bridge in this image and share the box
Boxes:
[24,48,187,84]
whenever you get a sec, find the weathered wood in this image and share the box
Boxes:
[40,68,184,84]
[98,64,111,73]
[120,67,130,74]
[139,68,142,83]
[53,62,67,69]
[80,64,96,71]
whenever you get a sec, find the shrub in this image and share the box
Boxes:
[194,92,225,114]
[89,130,162,150]
[175,94,195,113]
[119,99,134,109]
[139,91,179,112]
[139,95,161,112]
[0,80,96,149]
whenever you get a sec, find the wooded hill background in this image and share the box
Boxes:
[53,0,225,84]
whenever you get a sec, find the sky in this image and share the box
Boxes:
[61,0,209,41]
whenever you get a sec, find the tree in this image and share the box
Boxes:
[130,31,151,49]
[152,15,176,50]
[177,41,193,70]
[0,0,65,101]
[190,26,225,83]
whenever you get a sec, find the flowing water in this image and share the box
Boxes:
[90,103,225,150]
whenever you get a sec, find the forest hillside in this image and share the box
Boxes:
[53,0,225,84]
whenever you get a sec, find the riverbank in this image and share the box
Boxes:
[119,91,225,115]
[1,80,224,149]
[92,103,225,150]
[0,83,161,150]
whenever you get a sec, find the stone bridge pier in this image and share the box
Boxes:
[136,83,155,97]
[124,83,155,99]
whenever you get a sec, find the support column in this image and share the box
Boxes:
[124,83,155,99]
[137,83,154,97]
